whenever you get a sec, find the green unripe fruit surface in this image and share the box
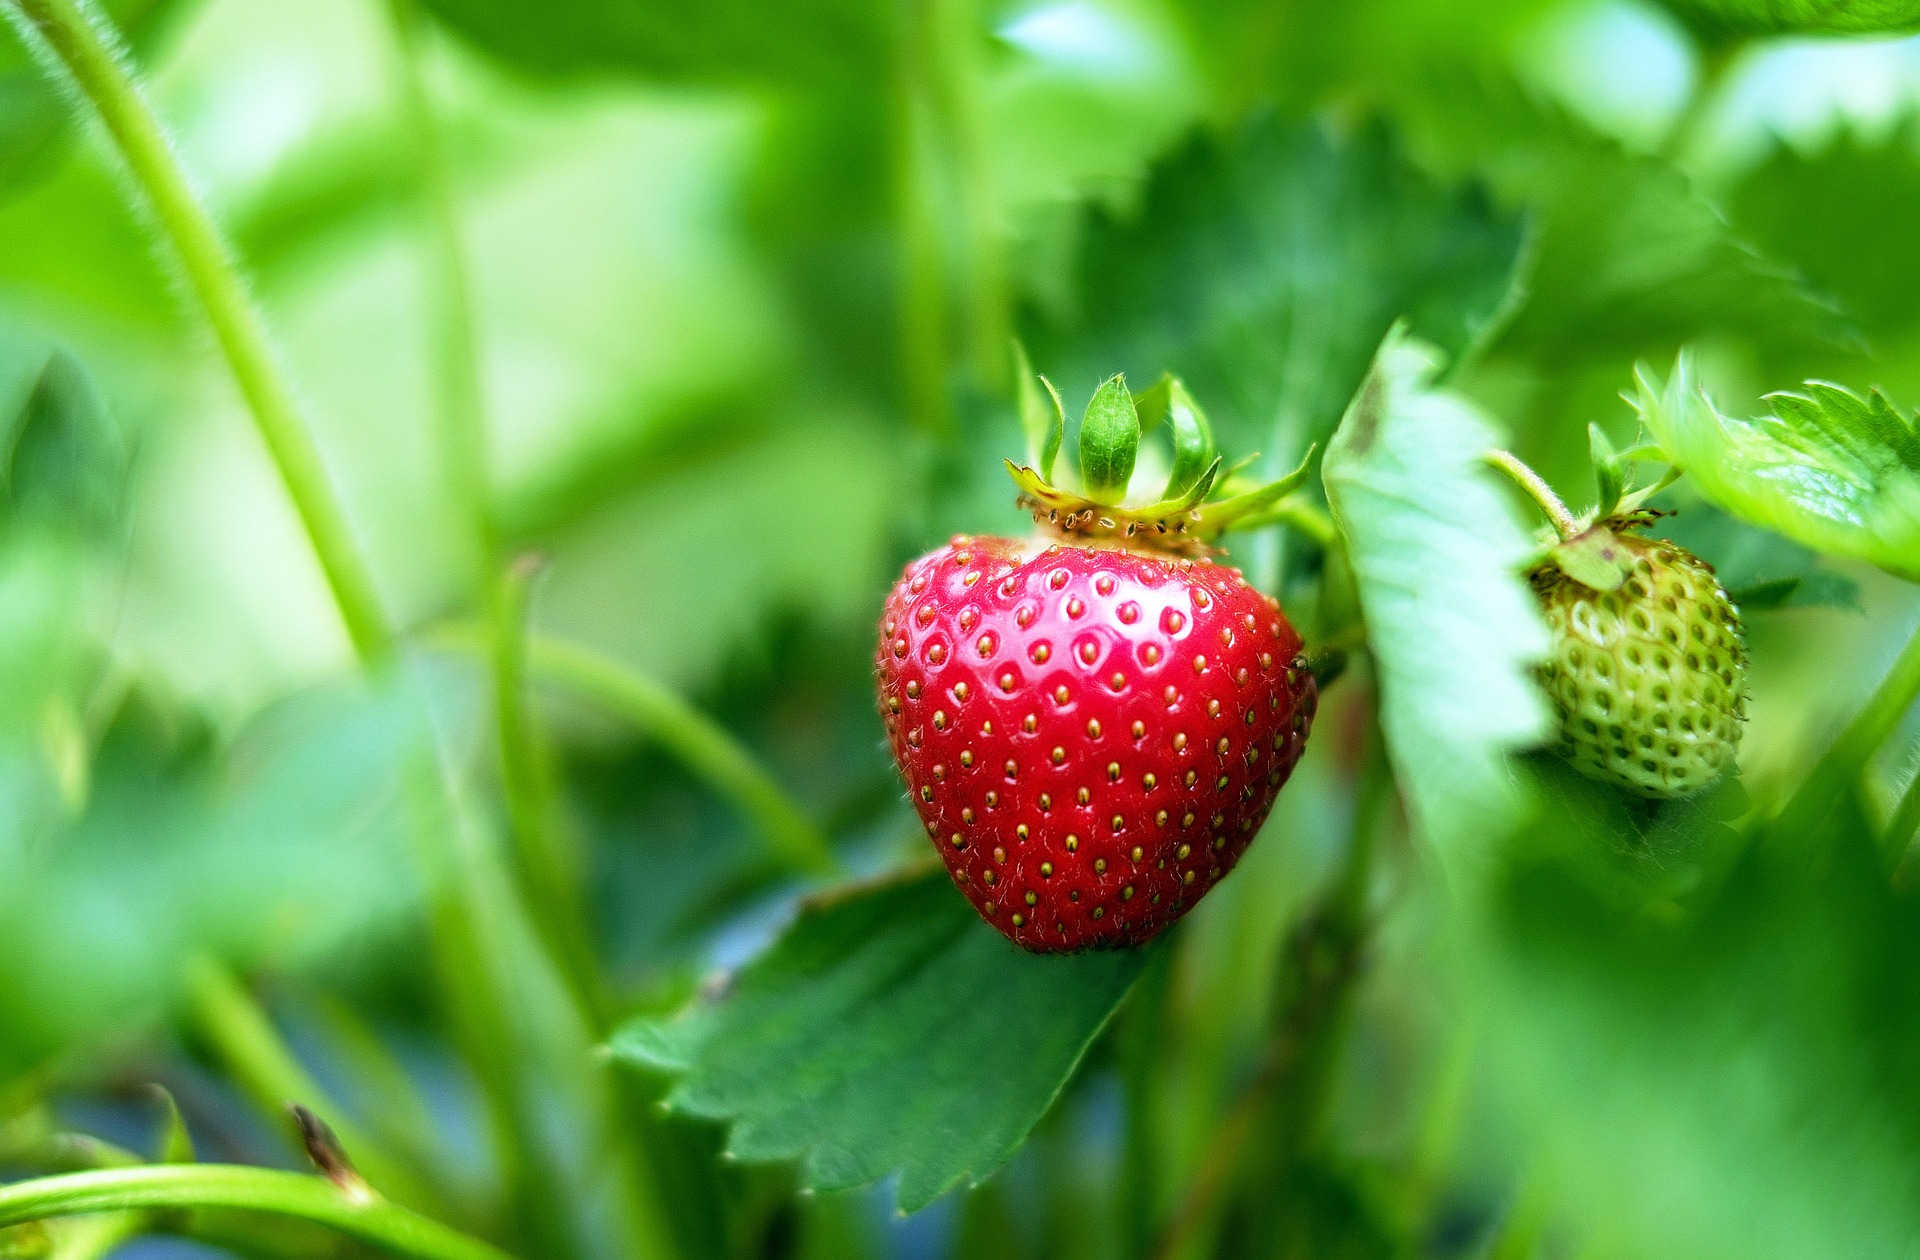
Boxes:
[1532,534,1747,799]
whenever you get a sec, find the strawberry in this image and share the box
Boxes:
[876,369,1319,951]
[1490,432,1747,801]
[1531,531,1746,799]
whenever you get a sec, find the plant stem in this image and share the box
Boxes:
[0,1167,514,1260]
[385,0,493,569]
[383,0,601,1018]
[1774,619,1920,849]
[5,0,393,664]
[1118,943,1175,1259]
[182,958,439,1215]
[427,624,839,877]
[894,0,951,436]
[1486,449,1581,541]
[487,558,604,1007]
[1148,730,1387,1260]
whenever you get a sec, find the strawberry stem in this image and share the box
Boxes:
[1486,449,1581,541]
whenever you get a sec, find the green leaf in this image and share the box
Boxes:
[414,0,888,88]
[0,679,428,1075]
[1476,800,1920,1260]
[1659,0,1920,32]
[609,868,1152,1211]
[1078,375,1140,504]
[1012,341,1064,482]
[1411,75,1840,369]
[1633,356,1920,582]
[1727,122,1920,337]
[1026,116,1524,478]
[1323,329,1551,854]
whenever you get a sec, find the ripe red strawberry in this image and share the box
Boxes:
[877,535,1316,951]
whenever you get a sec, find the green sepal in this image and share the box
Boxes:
[1012,341,1065,482]
[1005,445,1314,554]
[1129,374,1219,498]
[1616,464,1683,514]
[1160,378,1216,500]
[1190,446,1316,533]
[1590,423,1627,520]
[1548,525,1636,592]
[1078,374,1139,504]
[1208,453,1266,497]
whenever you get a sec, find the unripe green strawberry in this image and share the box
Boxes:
[1530,533,1746,799]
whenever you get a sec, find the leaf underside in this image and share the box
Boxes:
[610,869,1153,1212]
[1322,328,1551,856]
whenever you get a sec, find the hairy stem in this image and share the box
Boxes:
[0,1167,513,1260]
[1774,620,1920,849]
[1486,449,1581,542]
[5,0,392,663]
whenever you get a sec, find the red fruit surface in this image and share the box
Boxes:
[876,535,1317,952]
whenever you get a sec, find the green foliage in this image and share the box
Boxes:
[415,0,886,89]
[1026,114,1526,474]
[1727,124,1920,338]
[1135,375,1217,499]
[0,0,177,193]
[1635,357,1920,581]
[1660,0,1920,32]
[3,0,1920,1257]
[611,868,1152,1211]
[1479,814,1920,1260]
[1323,330,1550,853]
[0,680,424,1075]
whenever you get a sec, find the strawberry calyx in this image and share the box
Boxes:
[1005,347,1316,557]
[1489,423,1687,592]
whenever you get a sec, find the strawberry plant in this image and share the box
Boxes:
[0,0,1918,1259]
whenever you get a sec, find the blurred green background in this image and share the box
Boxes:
[2,0,1920,1256]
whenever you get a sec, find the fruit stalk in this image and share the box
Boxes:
[1486,449,1581,541]
[3,0,393,665]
